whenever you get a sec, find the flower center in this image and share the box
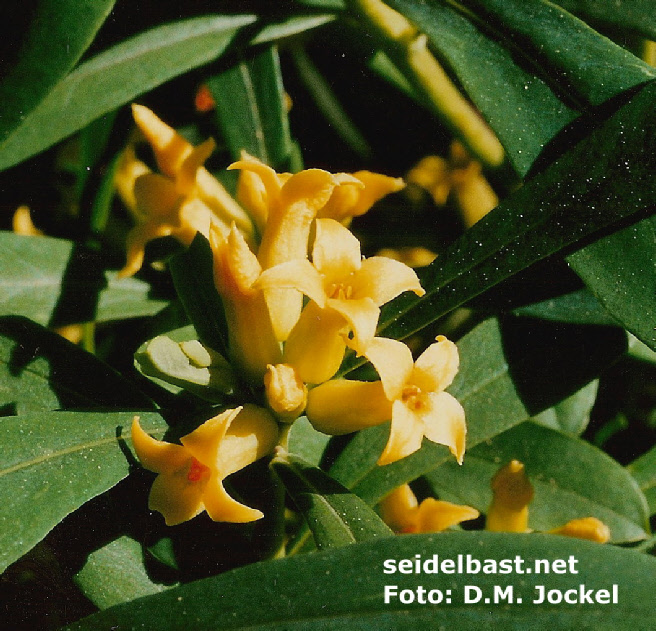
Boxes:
[402,385,428,412]
[187,457,211,483]
[327,282,353,300]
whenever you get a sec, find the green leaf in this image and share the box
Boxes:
[0,411,166,573]
[454,0,655,107]
[331,318,625,507]
[345,80,656,360]
[74,536,174,609]
[271,451,392,550]
[0,15,256,171]
[567,216,656,351]
[65,532,656,630]
[168,234,228,357]
[209,45,294,169]
[531,380,599,436]
[427,422,649,543]
[554,0,656,41]
[627,445,656,516]
[513,289,618,326]
[287,416,331,467]
[0,233,167,326]
[387,0,578,175]
[0,0,115,142]
[0,316,154,415]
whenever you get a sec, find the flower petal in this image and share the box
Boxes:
[412,335,460,393]
[180,408,241,468]
[379,484,419,533]
[421,391,466,464]
[306,379,392,435]
[256,259,326,308]
[549,517,610,543]
[312,218,361,280]
[202,474,263,523]
[131,416,188,474]
[415,499,479,533]
[177,137,216,195]
[228,153,284,200]
[326,297,379,352]
[350,256,424,305]
[378,399,425,465]
[133,173,181,220]
[358,336,414,401]
[119,222,174,279]
[148,470,206,526]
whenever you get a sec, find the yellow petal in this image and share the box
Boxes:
[350,256,424,305]
[256,259,327,308]
[421,392,467,464]
[358,336,414,401]
[176,137,216,195]
[202,474,263,523]
[180,408,241,468]
[211,224,262,297]
[237,168,269,234]
[326,297,379,352]
[132,104,191,178]
[228,153,284,201]
[119,222,174,278]
[549,517,610,543]
[412,335,460,393]
[283,301,348,384]
[312,218,362,280]
[148,469,206,526]
[379,485,419,533]
[378,399,425,465]
[415,499,479,533]
[486,459,533,533]
[264,364,308,421]
[114,147,151,215]
[131,416,188,474]
[306,379,392,434]
[215,404,279,477]
[133,173,181,220]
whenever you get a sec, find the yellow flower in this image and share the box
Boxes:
[305,335,466,466]
[116,105,253,277]
[406,140,498,227]
[131,406,278,526]
[485,460,610,543]
[380,484,479,533]
[485,460,533,533]
[229,153,362,341]
[257,218,424,384]
[264,364,308,422]
[210,224,282,384]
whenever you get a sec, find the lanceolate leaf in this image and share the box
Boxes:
[426,422,649,543]
[0,411,166,573]
[0,0,115,142]
[531,380,598,436]
[627,445,656,516]
[342,80,656,363]
[330,318,625,507]
[0,233,167,327]
[0,317,155,414]
[271,451,392,549]
[65,532,656,630]
[209,45,294,170]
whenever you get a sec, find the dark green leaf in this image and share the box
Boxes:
[168,234,228,357]
[531,380,598,436]
[0,233,167,326]
[627,445,656,515]
[271,451,392,549]
[65,532,656,630]
[74,536,174,609]
[287,416,331,467]
[454,0,655,107]
[0,411,166,572]
[554,0,656,41]
[342,80,656,361]
[0,15,256,171]
[427,421,649,542]
[331,318,625,507]
[0,0,115,142]
[567,216,656,350]
[209,45,294,170]
[388,0,578,175]
[513,289,618,326]
[0,316,154,414]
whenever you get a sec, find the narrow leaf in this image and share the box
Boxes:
[0,411,166,572]
[627,445,656,515]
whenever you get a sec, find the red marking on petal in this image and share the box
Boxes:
[187,457,210,482]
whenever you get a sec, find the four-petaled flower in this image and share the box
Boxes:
[131,406,278,526]
[257,218,424,383]
[306,334,466,465]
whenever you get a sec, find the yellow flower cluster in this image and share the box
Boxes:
[122,106,467,526]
